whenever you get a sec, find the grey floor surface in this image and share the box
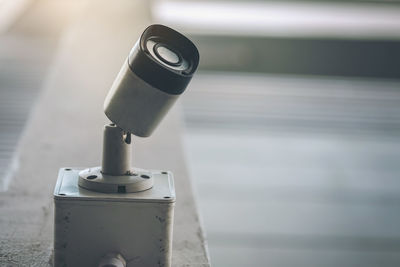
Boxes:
[0,0,81,191]
[182,72,400,267]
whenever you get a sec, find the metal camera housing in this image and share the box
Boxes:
[53,24,199,267]
[104,24,199,137]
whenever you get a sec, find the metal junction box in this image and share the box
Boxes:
[53,168,175,267]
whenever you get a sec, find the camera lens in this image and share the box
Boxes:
[153,43,182,66]
[128,24,199,94]
[145,39,190,72]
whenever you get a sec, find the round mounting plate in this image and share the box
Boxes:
[78,167,154,193]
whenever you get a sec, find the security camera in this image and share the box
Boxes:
[78,24,200,192]
[54,24,199,267]
[105,24,200,137]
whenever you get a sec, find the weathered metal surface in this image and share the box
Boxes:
[54,168,175,266]
[0,0,210,266]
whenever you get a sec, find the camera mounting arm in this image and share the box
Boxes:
[101,124,131,176]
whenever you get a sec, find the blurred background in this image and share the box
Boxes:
[1,0,400,266]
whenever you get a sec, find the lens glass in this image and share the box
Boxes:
[146,39,189,71]
[155,45,181,65]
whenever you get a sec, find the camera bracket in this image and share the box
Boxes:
[77,123,154,193]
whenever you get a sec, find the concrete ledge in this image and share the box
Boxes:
[0,0,210,266]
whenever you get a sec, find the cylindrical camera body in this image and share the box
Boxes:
[104,61,179,137]
[104,24,199,137]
